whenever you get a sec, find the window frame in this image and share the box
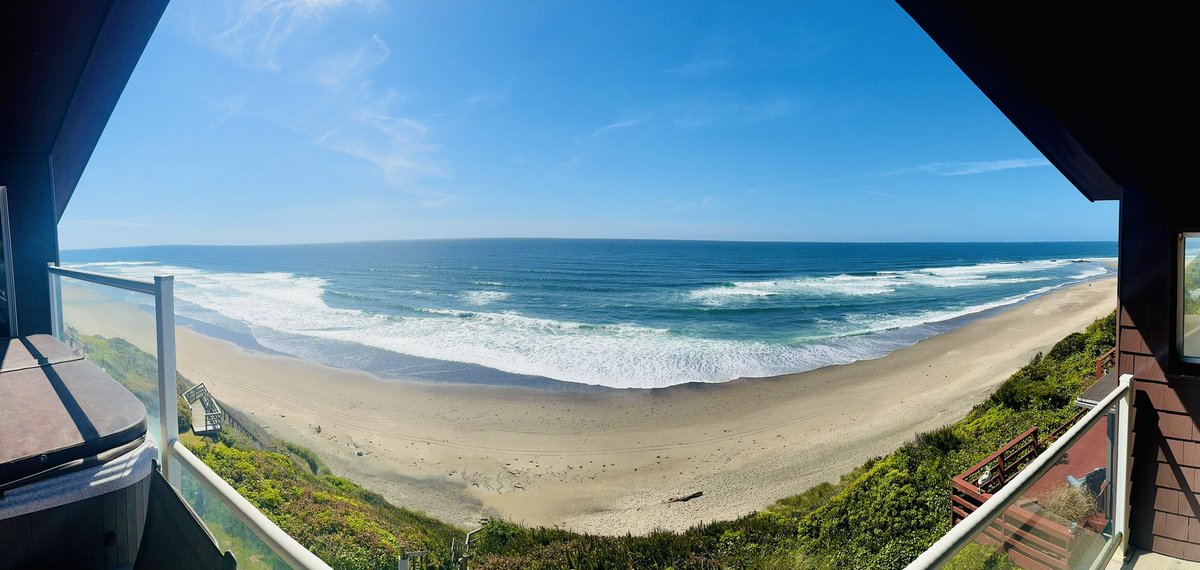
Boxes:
[1177,232,1200,365]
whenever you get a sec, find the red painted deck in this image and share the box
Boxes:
[1025,416,1110,502]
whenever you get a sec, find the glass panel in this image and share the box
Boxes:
[0,247,10,335]
[947,406,1118,569]
[56,275,168,448]
[178,458,291,570]
[0,187,12,336]
[1183,236,1200,358]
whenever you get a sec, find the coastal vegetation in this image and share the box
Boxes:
[71,329,461,568]
[72,309,1116,569]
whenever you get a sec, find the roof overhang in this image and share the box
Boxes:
[896,2,1190,202]
[1,0,169,219]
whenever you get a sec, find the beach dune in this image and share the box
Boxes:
[63,277,1116,535]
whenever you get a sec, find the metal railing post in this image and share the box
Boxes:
[154,275,180,488]
[47,262,63,339]
[1114,373,1133,561]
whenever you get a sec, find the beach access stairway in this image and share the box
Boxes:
[183,383,225,437]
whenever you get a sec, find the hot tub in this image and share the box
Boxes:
[0,335,155,569]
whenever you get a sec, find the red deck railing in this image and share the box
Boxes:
[1095,347,1116,382]
[955,426,1042,496]
[946,349,1117,569]
[950,425,1072,570]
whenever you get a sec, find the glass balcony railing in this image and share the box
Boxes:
[908,374,1133,570]
[48,263,330,570]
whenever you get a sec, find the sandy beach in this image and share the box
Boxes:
[63,277,1116,535]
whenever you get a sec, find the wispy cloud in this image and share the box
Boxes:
[864,190,934,205]
[194,0,385,71]
[581,93,794,143]
[588,119,642,138]
[888,158,1052,176]
[72,219,166,229]
[415,191,456,208]
[665,57,733,77]
[189,0,454,207]
[314,90,447,184]
[313,34,390,87]
[674,95,794,128]
[464,86,511,109]
[663,196,718,212]
[202,94,249,126]
[560,154,585,169]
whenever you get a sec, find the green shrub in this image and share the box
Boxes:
[1047,332,1086,362]
[178,395,192,433]
[943,543,1015,570]
[906,425,962,461]
[791,310,1116,569]
[283,441,330,476]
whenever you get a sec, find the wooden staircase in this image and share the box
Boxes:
[182,383,225,437]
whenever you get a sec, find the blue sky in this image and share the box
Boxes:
[59,0,1118,249]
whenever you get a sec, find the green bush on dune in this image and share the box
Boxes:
[791,311,1115,569]
[188,433,461,568]
[71,329,461,570]
[71,310,1116,569]
[66,329,193,433]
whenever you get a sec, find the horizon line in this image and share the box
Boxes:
[60,236,1121,252]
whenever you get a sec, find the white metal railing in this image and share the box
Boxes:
[48,263,332,570]
[172,441,330,569]
[906,373,1133,570]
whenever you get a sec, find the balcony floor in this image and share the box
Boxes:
[1108,549,1200,569]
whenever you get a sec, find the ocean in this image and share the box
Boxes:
[61,240,1116,390]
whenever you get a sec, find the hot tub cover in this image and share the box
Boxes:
[0,336,147,491]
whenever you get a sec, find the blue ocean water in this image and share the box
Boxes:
[62,240,1116,389]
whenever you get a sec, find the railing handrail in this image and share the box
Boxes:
[48,263,158,295]
[906,374,1132,569]
[171,441,332,570]
[957,425,1039,487]
[49,263,331,569]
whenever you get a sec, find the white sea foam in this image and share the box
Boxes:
[689,274,901,304]
[66,258,1109,389]
[1070,266,1109,280]
[389,289,437,296]
[841,285,1060,336]
[63,262,864,387]
[462,290,511,306]
[69,261,158,267]
[689,259,1096,306]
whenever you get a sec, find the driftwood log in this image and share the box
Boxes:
[668,491,703,503]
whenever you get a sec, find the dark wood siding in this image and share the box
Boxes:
[0,476,149,570]
[1121,186,1200,559]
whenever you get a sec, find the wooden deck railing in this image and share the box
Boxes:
[1095,347,1116,381]
[945,348,1120,569]
[950,425,1073,570]
[955,426,1041,496]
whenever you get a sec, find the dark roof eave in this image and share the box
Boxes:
[896,0,1121,202]
[49,0,170,220]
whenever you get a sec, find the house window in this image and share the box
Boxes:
[1181,235,1200,359]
